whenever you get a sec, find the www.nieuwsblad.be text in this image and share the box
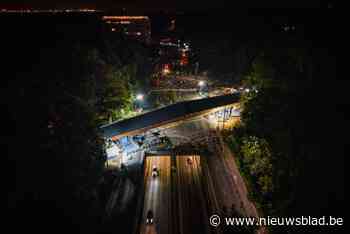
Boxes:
[209,215,344,227]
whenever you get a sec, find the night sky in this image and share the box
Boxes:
[0,0,332,10]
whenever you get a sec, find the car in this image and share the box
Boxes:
[152,165,158,178]
[146,210,154,224]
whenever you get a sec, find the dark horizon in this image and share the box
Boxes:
[0,0,333,11]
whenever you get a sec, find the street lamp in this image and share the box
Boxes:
[135,94,144,113]
[136,94,144,101]
[162,64,170,75]
[163,67,170,75]
[198,80,207,97]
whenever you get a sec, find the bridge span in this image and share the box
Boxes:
[100,93,239,140]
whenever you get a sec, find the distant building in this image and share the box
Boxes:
[102,15,151,44]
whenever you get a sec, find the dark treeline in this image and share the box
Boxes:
[2,14,150,234]
[224,10,342,234]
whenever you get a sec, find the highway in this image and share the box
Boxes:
[173,156,211,234]
[141,156,171,234]
[140,155,213,234]
[138,113,266,234]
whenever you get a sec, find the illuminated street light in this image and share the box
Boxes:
[136,94,144,101]
[162,64,170,75]
[198,80,205,87]
[163,68,170,75]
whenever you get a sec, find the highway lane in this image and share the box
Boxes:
[173,155,212,234]
[141,156,171,234]
[141,155,215,234]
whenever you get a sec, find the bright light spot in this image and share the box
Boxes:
[163,65,170,75]
[245,88,250,93]
[102,16,149,20]
[198,80,205,87]
[163,68,170,75]
[136,94,144,101]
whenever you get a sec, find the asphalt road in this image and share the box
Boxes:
[173,156,211,234]
[140,155,214,234]
[138,111,265,234]
[141,156,171,234]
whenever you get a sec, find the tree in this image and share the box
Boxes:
[228,31,342,234]
[241,136,273,195]
[98,64,134,123]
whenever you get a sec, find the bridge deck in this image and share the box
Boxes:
[100,94,239,139]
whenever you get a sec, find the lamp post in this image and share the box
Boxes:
[198,80,207,97]
[136,94,144,101]
[135,94,144,113]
